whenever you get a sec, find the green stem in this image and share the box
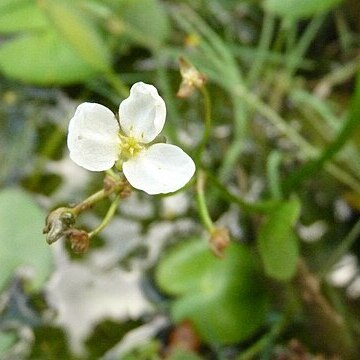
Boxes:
[285,18,297,54]
[72,189,109,216]
[89,195,121,238]
[267,151,283,200]
[196,170,215,232]
[218,93,248,181]
[246,12,275,86]
[71,176,125,216]
[286,15,324,77]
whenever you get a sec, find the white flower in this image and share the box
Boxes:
[67,82,196,195]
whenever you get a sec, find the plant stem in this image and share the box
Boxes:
[196,170,215,232]
[89,195,121,238]
[246,12,275,86]
[218,93,248,181]
[71,177,124,216]
[286,15,324,77]
[267,151,283,200]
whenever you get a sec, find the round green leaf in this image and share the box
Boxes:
[156,239,220,295]
[258,198,300,281]
[0,188,53,290]
[172,290,268,344]
[263,0,344,19]
[156,239,268,344]
[0,31,98,85]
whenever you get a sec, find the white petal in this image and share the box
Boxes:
[67,102,119,171]
[119,82,166,143]
[123,143,195,195]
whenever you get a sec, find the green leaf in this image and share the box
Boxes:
[0,188,53,290]
[117,0,169,48]
[0,0,48,33]
[156,239,268,344]
[156,240,218,296]
[0,31,97,85]
[38,0,111,72]
[168,349,202,360]
[258,198,301,281]
[0,332,16,355]
[0,0,29,12]
[263,0,344,19]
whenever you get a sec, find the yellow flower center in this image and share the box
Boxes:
[118,133,144,161]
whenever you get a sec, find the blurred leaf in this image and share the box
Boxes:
[0,114,36,185]
[122,339,161,360]
[117,0,169,48]
[0,332,16,355]
[0,0,48,33]
[39,0,111,72]
[0,0,29,11]
[258,198,300,281]
[283,71,360,193]
[168,349,202,360]
[156,240,216,295]
[156,239,268,344]
[263,0,344,19]
[0,31,97,85]
[0,188,53,290]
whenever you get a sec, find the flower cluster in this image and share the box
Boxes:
[67,82,195,194]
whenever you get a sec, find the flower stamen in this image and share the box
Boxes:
[118,133,144,160]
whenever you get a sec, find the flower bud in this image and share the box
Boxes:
[66,229,89,254]
[209,227,230,258]
[43,208,75,244]
[177,57,207,98]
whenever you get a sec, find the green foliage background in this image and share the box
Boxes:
[1,0,360,359]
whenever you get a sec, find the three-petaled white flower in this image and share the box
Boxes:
[67,82,196,195]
